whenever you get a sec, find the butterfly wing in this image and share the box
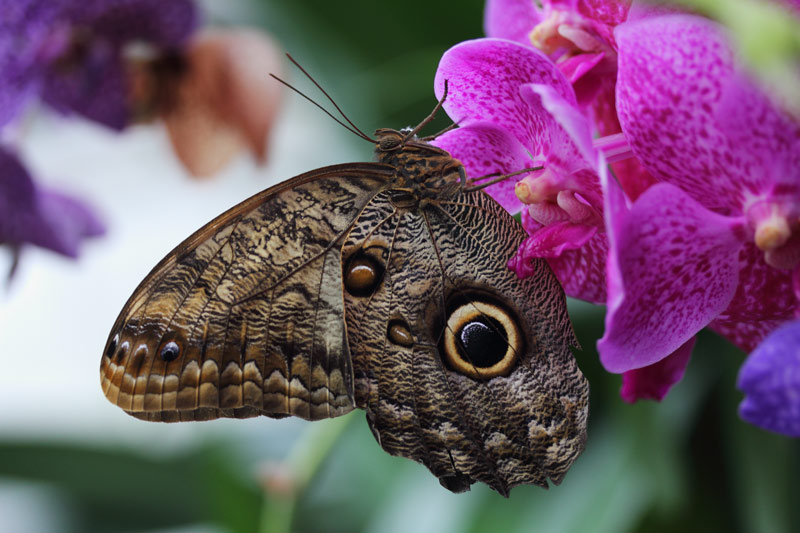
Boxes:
[100,164,392,422]
[341,188,588,495]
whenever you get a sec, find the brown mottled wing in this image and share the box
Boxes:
[100,163,392,422]
[342,189,588,496]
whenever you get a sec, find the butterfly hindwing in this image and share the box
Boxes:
[341,187,587,494]
[101,164,392,422]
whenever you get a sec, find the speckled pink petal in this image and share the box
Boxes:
[710,317,788,354]
[523,83,595,169]
[721,243,796,325]
[548,230,608,303]
[483,0,541,44]
[521,83,604,207]
[715,73,800,199]
[431,122,534,213]
[517,220,597,258]
[434,38,575,158]
[572,0,632,25]
[620,336,695,402]
[559,52,605,85]
[615,14,745,212]
[598,181,745,372]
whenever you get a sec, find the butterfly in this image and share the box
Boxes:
[100,65,588,496]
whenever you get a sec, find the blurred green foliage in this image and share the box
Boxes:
[2,1,799,532]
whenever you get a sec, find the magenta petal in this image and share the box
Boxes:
[737,320,800,437]
[431,122,534,213]
[615,14,746,211]
[523,83,596,169]
[548,230,608,304]
[714,72,800,198]
[559,52,605,85]
[598,182,745,372]
[713,242,796,344]
[710,317,788,354]
[518,221,597,258]
[620,336,695,402]
[572,0,632,25]
[483,0,541,44]
[434,38,575,158]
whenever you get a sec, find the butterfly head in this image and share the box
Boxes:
[374,128,466,199]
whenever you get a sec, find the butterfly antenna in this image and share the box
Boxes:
[282,53,377,143]
[269,73,376,143]
[403,80,449,142]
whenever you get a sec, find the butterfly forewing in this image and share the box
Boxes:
[101,164,392,422]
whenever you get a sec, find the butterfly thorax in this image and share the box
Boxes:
[374,128,466,201]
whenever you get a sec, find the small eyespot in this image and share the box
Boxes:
[343,250,385,297]
[105,334,119,359]
[441,300,522,379]
[387,318,414,347]
[116,341,130,361]
[160,341,180,362]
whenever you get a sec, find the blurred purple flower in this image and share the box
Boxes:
[0,145,104,268]
[431,38,610,304]
[737,320,800,437]
[600,13,799,391]
[0,0,198,129]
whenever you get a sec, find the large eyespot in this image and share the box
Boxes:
[343,247,386,297]
[442,299,522,379]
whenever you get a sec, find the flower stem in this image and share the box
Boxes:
[259,413,356,533]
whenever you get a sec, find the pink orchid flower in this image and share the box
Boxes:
[603,12,799,409]
[431,38,610,304]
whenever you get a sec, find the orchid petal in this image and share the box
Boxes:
[434,38,575,159]
[523,83,596,169]
[547,230,608,304]
[41,44,129,130]
[431,122,534,213]
[598,181,745,372]
[737,320,800,437]
[483,0,542,44]
[80,0,199,47]
[616,14,747,211]
[710,317,788,354]
[571,0,632,25]
[714,72,800,199]
[518,220,597,258]
[0,147,104,258]
[620,336,695,402]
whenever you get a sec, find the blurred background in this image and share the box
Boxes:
[1,0,798,532]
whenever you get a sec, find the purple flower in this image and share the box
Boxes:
[431,38,610,304]
[737,319,800,437]
[0,145,104,265]
[599,12,799,389]
[0,0,198,129]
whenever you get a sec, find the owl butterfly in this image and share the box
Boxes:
[100,63,589,496]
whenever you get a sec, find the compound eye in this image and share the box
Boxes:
[442,300,522,379]
[379,136,402,151]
